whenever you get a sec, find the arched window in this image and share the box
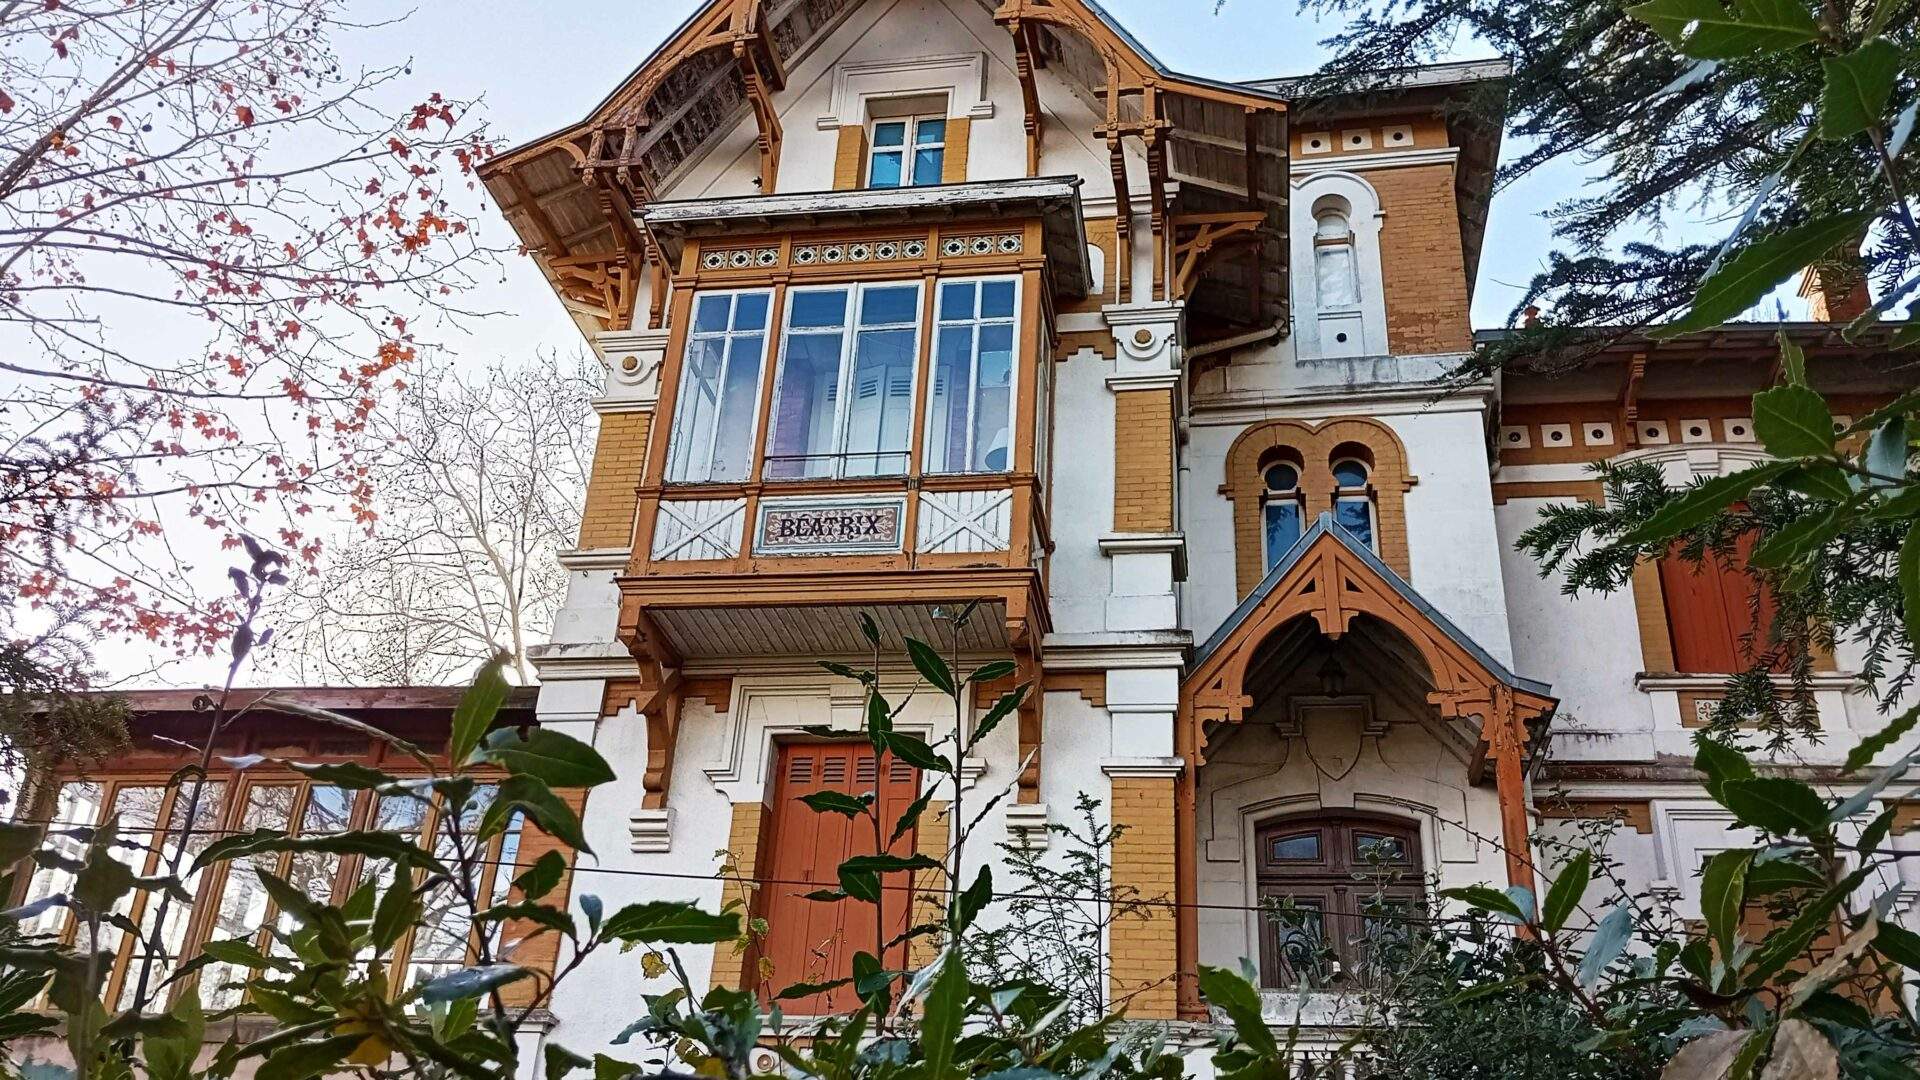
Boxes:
[1312,201,1359,310]
[1255,814,1422,989]
[1330,446,1376,550]
[1261,453,1306,569]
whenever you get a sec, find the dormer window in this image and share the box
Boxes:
[868,115,945,188]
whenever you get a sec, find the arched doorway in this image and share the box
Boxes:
[1254,812,1422,989]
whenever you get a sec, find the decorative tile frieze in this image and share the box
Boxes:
[790,237,925,266]
[940,232,1023,257]
[700,246,781,270]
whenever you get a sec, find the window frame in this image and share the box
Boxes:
[1260,459,1306,570]
[763,280,925,481]
[663,288,776,484]
[923,274,1022,476]
[25,767,525,1011]
[866,113,946,189]
[1330,455,1377,552]
[1253,813,1424,991]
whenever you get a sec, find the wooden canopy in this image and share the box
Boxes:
[478,0,1289,340]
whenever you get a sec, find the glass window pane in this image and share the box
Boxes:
[1354,832,1409,863]
[1336,497,1374,548]
[20,782,103,939]
[126,782,227,1011]
[733,292,770,330]
[694,294,732,333]
[860,285,919,326]
[939,282,976,321]
[1264,463,1299,492]
[845,326,917,477]
[980,280,1016,320]
[204,784,295,1007]
[971,324,1013,472]
[1332,460,1369,487]
[666,337,726,481]
[408,787,496,990]
[766,331,845,480]
[789,290,848,329]
[81,785,164,958]
[914,118,946,144]
[868,150,903,188]
[1268,832,1320,861]
[709,334,764,481]
[1264,503,1303,568]
[912,148,943,185]
[871,121,906,148]
[926,326,975,474]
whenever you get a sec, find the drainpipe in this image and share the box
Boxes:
[1184,321,1285,362]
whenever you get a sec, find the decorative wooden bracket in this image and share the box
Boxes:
[616,596,685,810]
[1169,211,1267,300]
[1010,614,1045,804]
[1619,351,1647,444]
[1009,19,1045,177]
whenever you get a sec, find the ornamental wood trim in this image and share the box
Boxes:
[1042,669,1106,707]
[1631,556,1677,673]
[1222,417,1413,594]
[1538,799,1654,834]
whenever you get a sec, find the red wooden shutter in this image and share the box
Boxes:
[757,742,920,1012]
[1659,530,1780,674]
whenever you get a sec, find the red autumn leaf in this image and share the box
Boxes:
[234,104,254,125]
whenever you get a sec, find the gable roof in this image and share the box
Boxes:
[1196,513,1549,698]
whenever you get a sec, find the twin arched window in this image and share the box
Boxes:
[1261,445,1378,569]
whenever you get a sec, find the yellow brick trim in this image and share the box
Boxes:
[908,801,951,969]
[1631,557,1675,673]
[578,411,651,549]
[707,802,767,992]
[941,118,970,184]
[1371,163,1473,355]
[833,126,868,191]
[1109,777,1178,1018]
[1222,417,1413,596]
[1113,388,1175,532]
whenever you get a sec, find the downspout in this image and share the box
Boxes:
[1184,321,1285,362]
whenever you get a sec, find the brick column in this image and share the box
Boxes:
[1106,766,1181,1018]
[1100,302,1185,633]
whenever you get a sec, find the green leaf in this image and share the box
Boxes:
[514,850,568,901]
[921,951,966,1080]
[594,1054,644,1080]
[419,964,530,1003]
[1620,463,1792,546]
[1873,921,1920,968]
[773,975,854,1000]
[1902,522,1920,661]
[1577,905,1634,988]
[481,775,591,855]
[279,760,399,791]
[372,868,421,949]
[1754,384,1837,458]
[1441,884,1531,923]
[72,829,136,912]
[964,660,1017,685]
[1749,868,1871,982]
[1777,329,1808,386]
[600,901,740,944]
[1857,805,1897,857]
[1197,965,1277,1057]
[865,690,894,741]
[969,686,1029,753]
[258,1034,371,1080]
[1845,702,1920,772]
[956,864,992,933]
[1780,463,1855,501]
[905,636,957,696]
[1626,0,1819,58]
[475,901,574,936]
[144,984,204,1080]
[1749,507,1846,569]
[546,1042,592,1080]
[192,828,448,877]
[199,937,289,973]
[482,727,616,789]
[839,853,941,874]
[451,654,513,767]
[858,612,881,646]
[1821,38,1901,139]
[800,790,874,818]
[880,731,953,774]
[891,785,936,845]
[1747,851,1827,895]
[838,866,881,903]
[1721,778,1832,837]
[1695,738,1756,802]
[0,823,44,872]
[1656,213,1879,337]
[1864,416,1909,483]
[1542,851,1592,934]
[1699,849,1752,963]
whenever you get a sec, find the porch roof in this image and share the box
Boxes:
[1196,514,1551,698]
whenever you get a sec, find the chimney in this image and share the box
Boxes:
[1797,257,1871,323]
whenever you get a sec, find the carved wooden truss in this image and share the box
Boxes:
[1169,211,1268,300]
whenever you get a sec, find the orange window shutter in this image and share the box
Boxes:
[1659,530,1781,675]
[756,743,920,1012]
